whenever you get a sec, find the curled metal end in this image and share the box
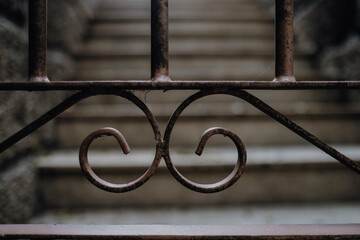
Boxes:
[196,127,229,156]
[79,127,135,193]
[89,127,131,155]
[273,76,296,82]
[165,127,247,193]
[29,76,50,82]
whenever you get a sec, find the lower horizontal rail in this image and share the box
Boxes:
[0,80,360,91]
[1,224,359,239]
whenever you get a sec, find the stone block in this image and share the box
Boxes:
[48,0,96,52]
[0,0,27,27]
[0,0,96,224]
[48,50,75,81]
[0,18,27,82]
[321,36,360,80]
[0,158,37,223]
[294,0,357,53]
[0,18,64,169]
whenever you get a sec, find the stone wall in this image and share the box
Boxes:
[257,0,360,82]
[0,0,98,223]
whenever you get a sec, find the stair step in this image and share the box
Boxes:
[56,99,360,148]
[36,146,360,208]
[31,203,360,225]
[76,57,313,71]
[93,8,272,22]
[61,102,360,120]
[78,38,314,56]
[74,90,352,105]
[57,117,360,148]
[98,0,263,10]
[74,65,322,81]
[89,22,274,38]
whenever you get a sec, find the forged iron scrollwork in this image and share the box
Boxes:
[162,90,247,193]
[79,127,161,193]
[78,89,359,193]
[165,89,360,175]
[79,91,163,193]
[164,127,247,193]
[0,89,359,194]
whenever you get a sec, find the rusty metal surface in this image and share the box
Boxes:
[151,0,171,82]
[1,224,360,239]
[163,89,360,192]
[28,0,49,82]
[163,94,247,193]
[0,89,358,194]
[165,127,247,193]
[0,91,91,154]
[79,91,162,193]
[274,0,295,82]
[0,0,358,238]
[0,81,360,91]
[1,0,360,236]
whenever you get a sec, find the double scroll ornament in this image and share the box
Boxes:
[0,89,359,193]
[75,89,359,194]
[78,89,247,194]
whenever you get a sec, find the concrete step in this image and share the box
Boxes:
[93,8,272,22]
[89,22,274,38]
[78,38,314,56]
[36,146,360,208]
[74,64,322,81]
[31,203,360,225]
[56,98,360,148]
[76,56,313,72]
[98,0,263,10]
[62,102,360,119]
[74,89,353,105]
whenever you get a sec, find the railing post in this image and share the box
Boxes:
[151,0,171,82]
[29,0,49,82]
[274,0,296,82]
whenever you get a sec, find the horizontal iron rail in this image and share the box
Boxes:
[1,224,359,239]
[0,81,360,91]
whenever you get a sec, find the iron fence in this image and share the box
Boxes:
[0,0,359,239]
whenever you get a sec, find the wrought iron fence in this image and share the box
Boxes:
[0,0,359,239]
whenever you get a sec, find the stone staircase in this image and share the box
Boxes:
[33,0,360,224]
[74,0,318,81]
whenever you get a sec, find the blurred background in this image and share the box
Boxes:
[0,0,360,225]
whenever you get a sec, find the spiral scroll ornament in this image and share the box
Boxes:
[75,89,359,194]
[163,90,248,193]
[0,87,357,195]
[79,91,163,193]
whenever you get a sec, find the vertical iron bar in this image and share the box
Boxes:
[29,0,49,82]
[151,0,171,82]
[274,0,296,82]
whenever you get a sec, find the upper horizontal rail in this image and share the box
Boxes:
[0,81,359,91]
